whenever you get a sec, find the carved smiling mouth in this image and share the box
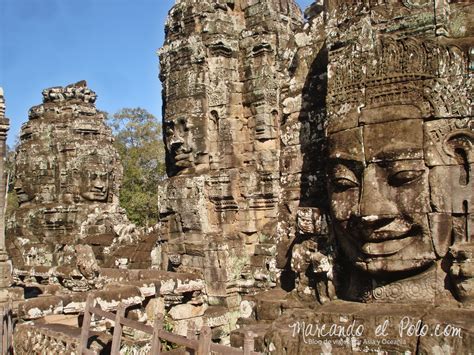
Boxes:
[361,236,415,256]
[172,146,192,161]
[347,217,417,257]
[174,152,191,162]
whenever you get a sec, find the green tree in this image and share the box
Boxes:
[107,108,165,228]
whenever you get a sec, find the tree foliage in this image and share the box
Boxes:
[108,108,165,227]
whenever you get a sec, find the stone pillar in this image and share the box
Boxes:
[0,88,12,290]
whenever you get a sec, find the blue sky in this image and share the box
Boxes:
[0,0,314,147]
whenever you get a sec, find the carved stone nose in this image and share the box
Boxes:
[169,135,184,149]
[360,166,399,216]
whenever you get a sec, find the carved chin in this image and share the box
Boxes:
[452,278,474,304]
[354,258,434,275]
[81,191,108,201]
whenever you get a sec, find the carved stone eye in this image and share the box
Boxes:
[388,170,424,186]
[330,165,359,191]
[332,177,359,190]
[177,118,189,131]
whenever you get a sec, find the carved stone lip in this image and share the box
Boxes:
[364,228,412,242]
[352,216,413,242]
[361,236,414,257]
[173,145,193,159]
[174,152,191,161]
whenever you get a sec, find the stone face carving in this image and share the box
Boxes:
[450,242,474,305]
[0,0,471,351]
[158,0,303,311]
[159,0,471,319]
[6,81,140,270]
[163,115,209,176]
[77,153,112,202]
[319,0,474,304]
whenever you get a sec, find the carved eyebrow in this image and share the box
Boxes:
[328,150,365,163]
[371,147,422,162]
[372,151,401,161]
[209,42,234,57]
[328,158,365,171]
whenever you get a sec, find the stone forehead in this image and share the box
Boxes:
[78,152,113,166]
[328,119,426,162]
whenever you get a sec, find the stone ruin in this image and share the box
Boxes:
[5,81,153,276]
[0,88,13,296]
[157,0,303,311]
[4,82,210,353]
[2,0,473,354]
[157,0,473,353]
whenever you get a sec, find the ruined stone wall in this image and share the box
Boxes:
[6,81,139,269]
[158,0,303,309]
[289,0,474,306]
[159,0,473,309]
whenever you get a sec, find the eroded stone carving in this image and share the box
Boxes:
[0,87,13,294]
[324,1,473,304]
[6,81,140,271]
[158,1,303,310]
[3,0,472,352]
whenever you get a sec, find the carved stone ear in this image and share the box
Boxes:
[71,167,80,178]
[443,130,474,165]
[425,120,474,166]
[429,213,452,257]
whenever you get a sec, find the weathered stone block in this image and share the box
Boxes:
[169,303,207,320]
[363,119,424,163]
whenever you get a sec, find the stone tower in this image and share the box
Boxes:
[158,0,303,307]
[6,81,131,268]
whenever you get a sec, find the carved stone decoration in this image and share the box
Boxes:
[324,0,473,305]
[0,0,471,351]
[6,82,139,270]
[157,0,303,317]
[160,0,474,351]
[256,1,474,352]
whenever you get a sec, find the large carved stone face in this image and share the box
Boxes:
[79,158,110,202]
[15,154,55,204]
[328,117,437,274]
[164,114,208,176]
[14,173,36,204]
